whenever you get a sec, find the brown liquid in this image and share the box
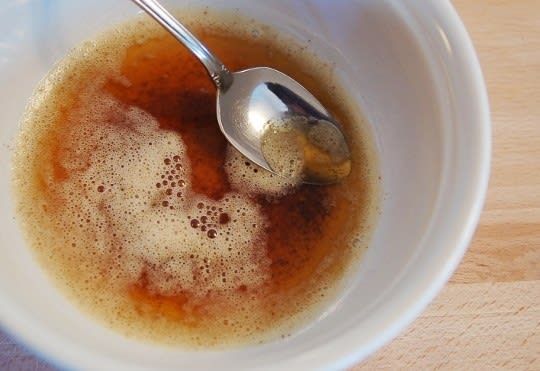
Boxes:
[12,11,379,347]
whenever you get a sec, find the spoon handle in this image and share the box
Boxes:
[131,0,233,90]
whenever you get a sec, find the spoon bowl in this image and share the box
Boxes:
[133,0,351,184]
[218,67,350,183]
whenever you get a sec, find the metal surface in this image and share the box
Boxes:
[131,0,232,89]
[132,0,351,182]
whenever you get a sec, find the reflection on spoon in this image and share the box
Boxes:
[261,115,351,185]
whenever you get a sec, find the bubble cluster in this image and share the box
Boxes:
[225,145,301,197]
[49,86,270,300]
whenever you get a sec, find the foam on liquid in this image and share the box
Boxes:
[12,9,379,347]
[58,88,270,293]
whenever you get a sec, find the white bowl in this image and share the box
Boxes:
[0,0,490,369]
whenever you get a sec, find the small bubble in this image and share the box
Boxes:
[191,219,200,228]
[171,182,176,187]
[168,175,173,181]
[207,229,217,239]
[97,185,105,192]
[164,158,171,165]
[173,155,180,162]
[175,164,182,170]
[201,216,208,224]
[156,183,161,188]
[201,225,207,232]
[165,188,173,195]
[176,192,182,197]
[162,200,169,207]
[163,180,168,186]
[197,202,204,209]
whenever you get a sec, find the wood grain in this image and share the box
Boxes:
[354,1,540,369]
[354,281,540,370]
[450,0,540,284]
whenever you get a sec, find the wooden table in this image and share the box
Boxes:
[1,1,539,370]
[354,1,540,369]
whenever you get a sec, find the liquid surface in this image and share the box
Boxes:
[12,10,379,347]
[261,116,351,184]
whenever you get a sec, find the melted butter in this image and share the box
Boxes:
[12,9,379,348]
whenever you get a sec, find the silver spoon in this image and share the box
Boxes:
[132,0,351,184]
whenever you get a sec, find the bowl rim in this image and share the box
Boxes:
[282,0,492,368]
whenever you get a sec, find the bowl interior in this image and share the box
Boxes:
[0,0,489,369]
